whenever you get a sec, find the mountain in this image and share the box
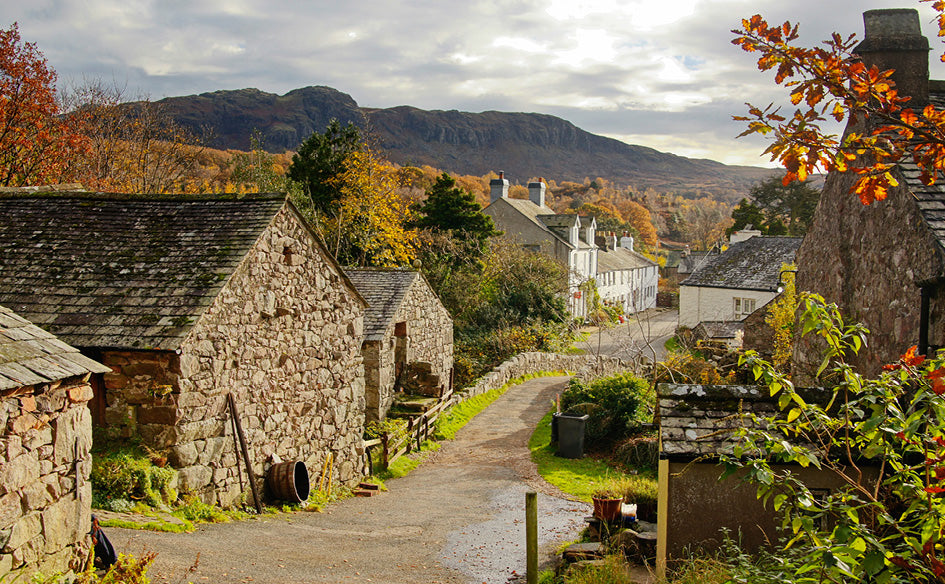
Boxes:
[156,86,775,200]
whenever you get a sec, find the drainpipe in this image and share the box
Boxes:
[920,285,931,356]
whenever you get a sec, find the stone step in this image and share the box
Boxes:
[562,542,603,562]
[354,489,377,497]
[357,482,379,491]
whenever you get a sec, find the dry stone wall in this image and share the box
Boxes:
[398,281,453,389]
[101,206,366,506]
[459,351,632,399]
[0,377,93,578]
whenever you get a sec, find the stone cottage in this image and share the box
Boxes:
[679,233,801,329]
[0,192,367,506]
[483,174,597,318]
[796,8,945,377]
[344,268,453,422]
[0,305,109,578]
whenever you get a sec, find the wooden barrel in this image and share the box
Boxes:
[266,461,310,503]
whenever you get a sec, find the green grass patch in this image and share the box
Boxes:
[436,370,568,440]
[529,409,623,501]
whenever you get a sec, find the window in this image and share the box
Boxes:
[734,297,756,319]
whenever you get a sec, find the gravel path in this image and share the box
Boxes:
[108,376,589,584]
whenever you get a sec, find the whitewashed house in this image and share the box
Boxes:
[483,174,597,318]
[678,232,801,328]
[596,232,660,314]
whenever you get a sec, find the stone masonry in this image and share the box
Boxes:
[0,306,109,579]
[100,205,366,506]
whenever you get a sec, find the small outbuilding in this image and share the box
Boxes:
[344,268,453,422]
[0,305,109,578]
[0,192,368,506]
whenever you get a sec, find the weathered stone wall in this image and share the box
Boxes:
[741,303,775,359]
[0,377,93,578]
[459,351,633,399]
[102,206,366,506]
[795,166,945,378]
[364,276,453,422]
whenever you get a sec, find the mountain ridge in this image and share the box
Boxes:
[155,85,774,200]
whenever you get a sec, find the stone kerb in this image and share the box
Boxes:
[457,351,632,400]
[0,378,94,579]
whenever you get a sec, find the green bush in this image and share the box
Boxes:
[454,321,574,387]
[91,447,177,510]
[560,372,654,446]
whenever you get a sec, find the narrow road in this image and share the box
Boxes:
[574,308,678,363]
[109,376,588,584]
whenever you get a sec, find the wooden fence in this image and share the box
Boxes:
[362,390,454,474]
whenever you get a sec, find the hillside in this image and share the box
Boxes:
[155,86,775,201]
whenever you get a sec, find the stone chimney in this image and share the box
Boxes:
[620,231,634,251]
[854,9,930,106]
[606,231,618,250]
[490,171,510,202]
[528,177,546,207]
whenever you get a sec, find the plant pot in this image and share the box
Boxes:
[592,497,622,521]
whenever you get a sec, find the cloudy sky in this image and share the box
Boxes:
[6,0,945,167]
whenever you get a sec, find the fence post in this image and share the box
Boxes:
[381,434,389,470]
[526,491,538,584]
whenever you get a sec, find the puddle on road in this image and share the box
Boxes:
[441,485,588,584]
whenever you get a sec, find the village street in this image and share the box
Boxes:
[108,376,589,584]
[573,308,678,363]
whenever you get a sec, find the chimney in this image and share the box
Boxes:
[528,177,546,207]
[606,231,618,250]
[490,171,510,202]
[620,231,634,251]
[854,9,930,106]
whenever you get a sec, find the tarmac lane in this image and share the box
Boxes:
[108,376,589,584]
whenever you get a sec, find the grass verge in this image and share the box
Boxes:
[528,409,625,502]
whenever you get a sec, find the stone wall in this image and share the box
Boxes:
[101,206,366,506]
[0,376,93,578]
[458,351,633,399]
[795,165,945,378]
[399,279,453,395]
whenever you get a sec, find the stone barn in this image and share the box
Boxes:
[796,8,945,377]
[0,305,109,578]
[344,268,453,422]
[0,192,367,506]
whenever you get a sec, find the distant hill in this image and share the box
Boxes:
[155,86,775,201]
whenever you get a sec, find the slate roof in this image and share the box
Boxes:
[0,192,291,351]
[487,198,573,249]
[598,246,658,273]
[694,320,744,340]
[658,384,774,459]
[0,304,109,392]
[680,236,802,292]
[344,268,421,342]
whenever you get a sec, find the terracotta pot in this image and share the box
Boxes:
[592,497,622,521]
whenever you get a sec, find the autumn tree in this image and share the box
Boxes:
[60,79,207,193]
[0,23,87,186]
[732,3,945,206]
[322,146,417,267]
[288,120,361,216]
[678,198,733,250]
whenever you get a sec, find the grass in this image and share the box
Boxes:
[529,409,628,502]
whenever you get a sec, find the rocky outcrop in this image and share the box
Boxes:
[154,86,774,200]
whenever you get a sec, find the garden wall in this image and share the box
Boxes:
[458,351,632,399]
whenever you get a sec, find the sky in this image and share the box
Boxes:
[5,0,945,168]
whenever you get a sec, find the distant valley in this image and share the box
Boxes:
[156,86,775,202]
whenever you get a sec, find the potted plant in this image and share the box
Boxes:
[592,483,623,522]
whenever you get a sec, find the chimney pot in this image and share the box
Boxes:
[490,170,510,203]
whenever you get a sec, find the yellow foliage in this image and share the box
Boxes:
[764,263,797,372]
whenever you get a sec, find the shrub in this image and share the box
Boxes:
[560,372,653,446]
[725,293,945,583]
[91,446,177,510]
